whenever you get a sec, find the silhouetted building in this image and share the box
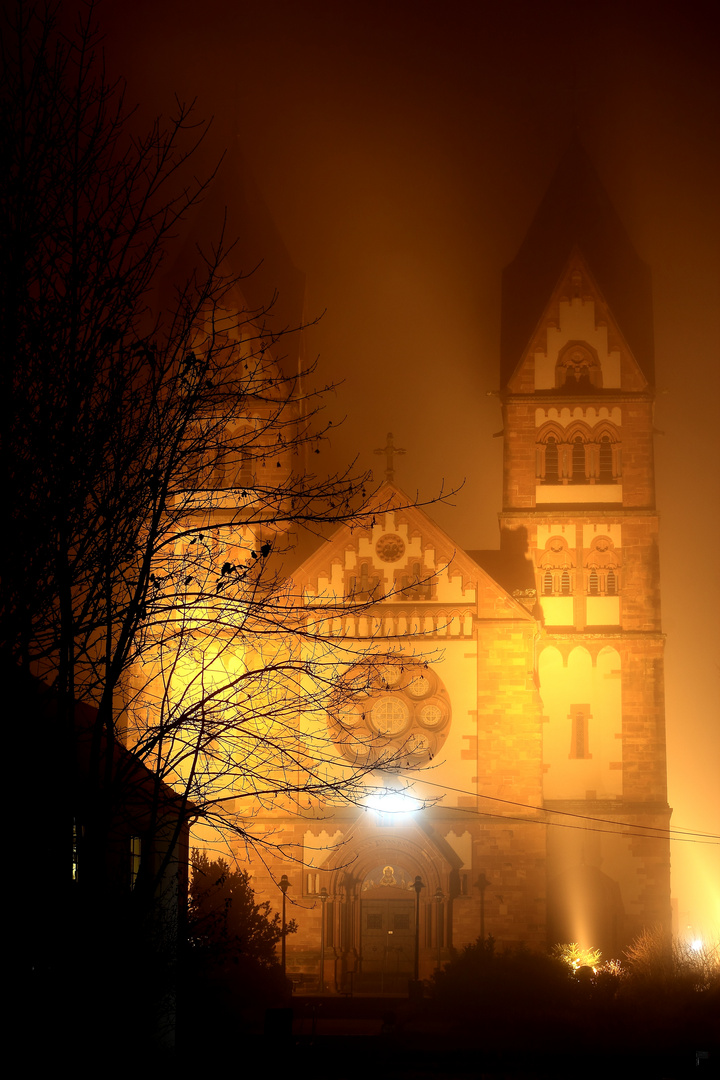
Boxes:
[19,667,194,1048]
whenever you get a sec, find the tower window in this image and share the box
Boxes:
[569,705,591,760]
[598,435,614,482]
[545,437,559,483]
[572,437,586,482]
[538,537,574,595]
[585,537,621,595]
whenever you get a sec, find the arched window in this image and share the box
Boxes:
[398,561,433,600]
[545,437,559,483]
[543,569,553,595]
[585,537,621,595]
[561,568,571,595]
[598,435,614,482]
[555,343,603,390]
[349,563,379,601]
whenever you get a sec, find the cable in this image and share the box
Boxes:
[397,775,720,845]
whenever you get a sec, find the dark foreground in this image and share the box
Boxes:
[176,992,718,1079]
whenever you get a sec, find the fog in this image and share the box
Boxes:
[102,0,719,937]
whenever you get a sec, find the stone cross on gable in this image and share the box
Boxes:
[374,432,406,482]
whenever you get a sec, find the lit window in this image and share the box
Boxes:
[130,836,142,889]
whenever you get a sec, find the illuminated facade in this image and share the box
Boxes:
[226,146,672,988]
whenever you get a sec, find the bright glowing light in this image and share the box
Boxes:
[691,938,703,952]
[364,787,422,815]
[554,941,603,974]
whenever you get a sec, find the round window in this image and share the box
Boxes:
[370,696,411,736]
[330,662,450,769]
[418,702,444,729]
[407,674,432,699]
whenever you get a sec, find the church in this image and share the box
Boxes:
[209,145,672,990]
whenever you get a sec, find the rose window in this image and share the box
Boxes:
[375,533,406,563]
[330,662,451,769]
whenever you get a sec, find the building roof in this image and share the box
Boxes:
[500,138,654,386]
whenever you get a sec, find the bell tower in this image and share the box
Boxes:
[499,143,671,954]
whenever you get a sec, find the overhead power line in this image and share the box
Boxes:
[398,776,720,845]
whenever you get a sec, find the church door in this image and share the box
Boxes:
[360,898,415,992]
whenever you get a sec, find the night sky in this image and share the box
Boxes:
[101,0,719,936]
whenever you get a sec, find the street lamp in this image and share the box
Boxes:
[319,886,328,992]
[412,875,424,983]
[434,886,444,971]
[476,872,488,941]
[279,874,291,978]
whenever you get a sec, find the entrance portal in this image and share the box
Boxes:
[357,862,417,993]
[360,898,415,992]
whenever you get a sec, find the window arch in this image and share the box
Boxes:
[536,423,567,483]
[396,560,433,600]
[584,536,621,595]
[538,536,575,595]
[347,562,380,601]
[537,420,621,486]
[555,342,602,390]
[544,436,559,483]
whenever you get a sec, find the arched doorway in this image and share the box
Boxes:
[358,862,417,992]
[321,818,455,994]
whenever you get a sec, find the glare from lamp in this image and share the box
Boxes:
[364,787,422,815]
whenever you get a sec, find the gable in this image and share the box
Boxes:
[506,251,648,395]
[293,483,534,625]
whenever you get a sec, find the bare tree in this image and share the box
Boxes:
[1,1,442,937]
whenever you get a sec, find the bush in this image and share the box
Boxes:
[185,852,296,1015]
[624,925,720,993]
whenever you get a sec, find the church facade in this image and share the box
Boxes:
[226,147,671,990]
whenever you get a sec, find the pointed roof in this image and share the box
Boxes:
[158,139,307,381]
[501,138,654,386]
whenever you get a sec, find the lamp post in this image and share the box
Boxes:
[319,886,328,992]
[476,872,488,942]
[412,875,424,983]
[279,874,291,978]
[434,886,444,971]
